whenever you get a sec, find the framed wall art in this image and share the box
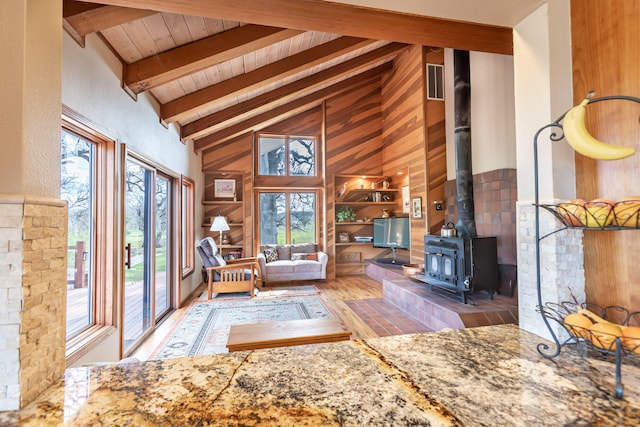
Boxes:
[412,197,422,218]
[402,185,410,214]
[214,179,236,198]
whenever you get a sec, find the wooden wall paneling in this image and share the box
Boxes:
[325,79,384,175]
[325,77,385,278]
[381,45,429,264]
[261,105,323,135]
[201,132,253,173]
[571,0,640,310]
[201,133,255,255]
[424,48,446,238]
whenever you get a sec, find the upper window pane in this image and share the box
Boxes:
[289,138,315,176]
[258,136,285,175]
[258,135,316,177]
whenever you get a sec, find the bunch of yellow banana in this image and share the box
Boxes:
[562,93,636,160]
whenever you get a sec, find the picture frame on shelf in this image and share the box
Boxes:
[402,185,410,214]
[214,179,236,198]
[412,197,422,218]
[338,232,350,243]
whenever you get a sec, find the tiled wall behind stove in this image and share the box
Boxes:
[444,168,517,296]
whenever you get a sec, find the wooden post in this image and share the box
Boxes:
[74,241,85,288]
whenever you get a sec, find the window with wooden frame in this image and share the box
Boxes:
[181,176,195,279]
[61,108,117,364]
[257,134,317,177]
[257,190,319,246]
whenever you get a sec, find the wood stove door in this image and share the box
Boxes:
[425,248,458,285]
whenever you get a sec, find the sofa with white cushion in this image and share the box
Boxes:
[256,243,327,285]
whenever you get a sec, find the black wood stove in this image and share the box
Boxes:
[413,50,499,304]
[415,235,498,303]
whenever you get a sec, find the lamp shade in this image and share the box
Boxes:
[210,215,230,232]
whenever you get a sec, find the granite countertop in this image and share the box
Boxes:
[2,324,640,426]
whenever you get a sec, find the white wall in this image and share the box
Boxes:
[62,32,205,365]
[445,50,517,180]
[513,1,575,202]
[0,0,62,197]
[513,1,582,339]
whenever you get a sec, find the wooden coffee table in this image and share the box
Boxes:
[226,317,352,352]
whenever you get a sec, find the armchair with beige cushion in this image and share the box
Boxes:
[196,237,261,299]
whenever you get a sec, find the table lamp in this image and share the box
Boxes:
[210,215,230,246]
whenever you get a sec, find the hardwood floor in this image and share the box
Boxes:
[131,275,387,360]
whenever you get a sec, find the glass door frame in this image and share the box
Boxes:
[121,152,177,357]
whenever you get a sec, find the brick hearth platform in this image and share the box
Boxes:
[365,262,519,331]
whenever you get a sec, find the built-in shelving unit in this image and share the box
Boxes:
[202,173,245,259]
[333,174,403,275]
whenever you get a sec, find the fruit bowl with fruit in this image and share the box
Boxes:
[538,300,640,355]
[538,197,640,229]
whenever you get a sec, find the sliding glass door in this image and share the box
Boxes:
[123,158,172,354]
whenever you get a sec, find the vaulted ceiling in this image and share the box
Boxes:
[63,0,518,154]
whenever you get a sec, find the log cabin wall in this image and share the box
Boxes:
[571,0,640,310]
[381,45,446,264]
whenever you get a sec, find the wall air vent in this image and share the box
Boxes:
[426,63,444,100]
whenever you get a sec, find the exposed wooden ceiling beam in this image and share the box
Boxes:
[161,36,375,123]
[181,42,407,141]
[194,64,391,153]
[125,25,303,93]
[92,0,513,55]
[63,1,156,36]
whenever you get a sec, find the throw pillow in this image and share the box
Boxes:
[263,247,278,263]
[291,243,315,254]
[277,245,291,260]
[291,252,318,261]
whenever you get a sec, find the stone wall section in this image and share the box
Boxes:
[0,195,67,410]
[517,201,585,340]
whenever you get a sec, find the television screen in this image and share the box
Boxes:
[372,217,410,250]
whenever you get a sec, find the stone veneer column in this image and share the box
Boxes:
[0,195,67,410]
[517,202,585,340]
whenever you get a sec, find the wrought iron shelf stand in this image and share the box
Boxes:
[533,95,640,400]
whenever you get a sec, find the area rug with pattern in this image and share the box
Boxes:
[151,288,333,360]
[196,284,320,301]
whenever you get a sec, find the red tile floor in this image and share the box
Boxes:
[344,298,434,337]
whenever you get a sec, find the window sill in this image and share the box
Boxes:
[66,325,117,366]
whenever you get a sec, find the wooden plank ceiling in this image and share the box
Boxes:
[63,0,513,154]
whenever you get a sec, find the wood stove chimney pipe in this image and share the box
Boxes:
[453,50,477,238]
